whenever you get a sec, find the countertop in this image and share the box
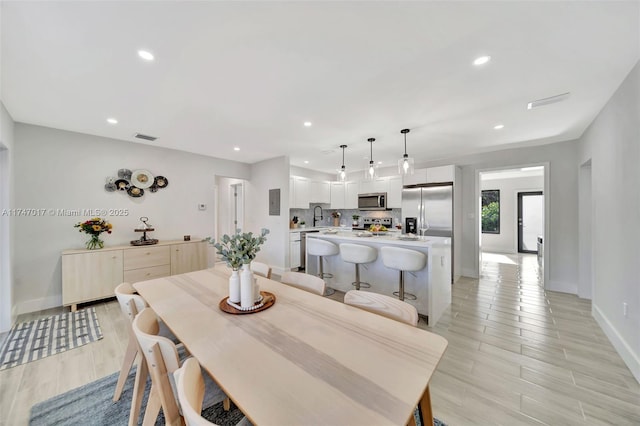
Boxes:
[307,231,450,248]
[290,226,401,233]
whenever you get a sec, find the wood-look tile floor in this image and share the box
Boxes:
[1,253,638,425]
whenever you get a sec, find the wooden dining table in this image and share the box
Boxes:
[133,267,448,426]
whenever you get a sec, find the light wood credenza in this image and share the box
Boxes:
[62,239,207,311]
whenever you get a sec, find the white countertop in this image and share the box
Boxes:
[307,231,450,248]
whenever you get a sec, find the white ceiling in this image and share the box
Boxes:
[2,1,638,174]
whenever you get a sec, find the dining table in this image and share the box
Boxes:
[133,267,448,426]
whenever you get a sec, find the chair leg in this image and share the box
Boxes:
[129,355,149,426]
[142,384,162,426]
[393,270,417,301]
[223,397,231,411]
[113,330,138,401]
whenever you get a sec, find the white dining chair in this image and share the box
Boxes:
[344,290,419,326]
[251,261,272,279]
[280,271,326,296]
[132,308,229,426]
[174,357,251,426]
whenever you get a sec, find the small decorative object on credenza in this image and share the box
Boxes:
[210,228,271,312]
[130,216,159,246]
[74,217,112,250]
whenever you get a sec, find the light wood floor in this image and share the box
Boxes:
[1,253,638,425]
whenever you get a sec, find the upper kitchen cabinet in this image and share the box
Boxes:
[330,182,346,209]
[345,181,359,209]
[309,180,331,204]
[290,176,310,208]
[403,165,456,186]
[386,176,402,208]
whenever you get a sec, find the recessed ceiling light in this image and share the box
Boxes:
[138,50,154,61]
[233,147,240,151]
[106,118,118,124]
[473,55,491,66]
[377,161,383,165]
[303,122,312,127]
[493,124,504,130]
[304,160,309,164]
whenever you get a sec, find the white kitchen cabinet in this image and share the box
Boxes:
[289,232,301,269]
[345,181,359,209]
[290,176,310,208]
[426,165,455,183]
[330,182,346,209]
[387,176,403,208]
[310,180,331,204]
[403,168,427,186]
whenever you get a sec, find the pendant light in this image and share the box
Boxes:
[398,128,414,175]
[364,138,377,181]
[337,144,348,182]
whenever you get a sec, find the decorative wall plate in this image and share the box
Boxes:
[118,168,132,180]
[154,176,169,188]
[114,179,130,191]
[131,169,154,189]
[127,186,144,197]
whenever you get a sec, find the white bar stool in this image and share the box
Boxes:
[306,238,338,296]
[339,243,377,290]
[380,246,427,301]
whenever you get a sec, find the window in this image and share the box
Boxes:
[481,189,500,234]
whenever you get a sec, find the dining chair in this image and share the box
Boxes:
[113,282,151,426]
[280,271,326,296]
[132,307,229,426]
[344,290,418,326]
[174,357,251,426]
[251,261,272,279]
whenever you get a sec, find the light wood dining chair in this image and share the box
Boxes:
[280,271,326,296]
[174,357,251,426]
[344,290,418,326]
[133,308,228,426]
[251,261,272,279]
[113,282,150,426]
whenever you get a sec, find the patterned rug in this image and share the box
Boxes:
[0,307,103,370]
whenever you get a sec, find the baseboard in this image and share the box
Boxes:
[546,280,577,294]
[16,295,61,315]
[593,304,640,383]
[461,268,478,279]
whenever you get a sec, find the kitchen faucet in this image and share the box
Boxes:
[313,206,323,227]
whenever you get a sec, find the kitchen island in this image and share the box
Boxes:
[306,231,451,326]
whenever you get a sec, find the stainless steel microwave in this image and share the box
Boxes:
[358,192,388,210]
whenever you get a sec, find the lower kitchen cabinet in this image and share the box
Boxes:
[62,240,207,311]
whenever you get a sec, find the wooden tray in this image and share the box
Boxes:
[219,291,276,315]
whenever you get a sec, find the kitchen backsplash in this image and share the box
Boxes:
[291,205,401,228]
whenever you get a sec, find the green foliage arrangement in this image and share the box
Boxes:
[482,202,500,233]
[209,228,270,271]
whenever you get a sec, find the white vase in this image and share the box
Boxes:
[240,264,254,308]
[229,269,240,303]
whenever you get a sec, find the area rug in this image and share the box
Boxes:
[0,307,103,370]
[29,367,244,426]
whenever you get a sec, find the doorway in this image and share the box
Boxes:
[517,191,544,254]
[230,183,244,233]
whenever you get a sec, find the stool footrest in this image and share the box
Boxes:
[351,282,371,289]
[393,291,417,301]
[323,287,336,297]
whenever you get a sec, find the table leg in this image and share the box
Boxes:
[417,386,433,426]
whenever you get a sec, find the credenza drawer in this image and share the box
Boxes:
[123,264,171,283]
[124,246,171,270]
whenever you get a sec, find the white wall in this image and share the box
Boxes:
[417,141,579,295]
[12,124,250,314]
[480,175,544,253]
[0,101,15,332]
[578,61,639,381]
[246,156,290,275]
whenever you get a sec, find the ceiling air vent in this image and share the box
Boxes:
[527,92,570,110]
[134,133,158,141]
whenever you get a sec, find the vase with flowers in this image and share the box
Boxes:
[210,228,269,307]
[331,211,341,227]
[74,217,113,250]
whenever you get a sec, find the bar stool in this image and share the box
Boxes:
[306,238,338,296]
[380,246,427,301]
[339,243,377,290]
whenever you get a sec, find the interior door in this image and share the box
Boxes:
[518,191,544,253]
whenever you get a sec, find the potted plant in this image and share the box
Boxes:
[351,214,360,227]
[209,229,269,306]
[300,220,306,228]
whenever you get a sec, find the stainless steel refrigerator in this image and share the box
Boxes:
[402,183,454,280]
